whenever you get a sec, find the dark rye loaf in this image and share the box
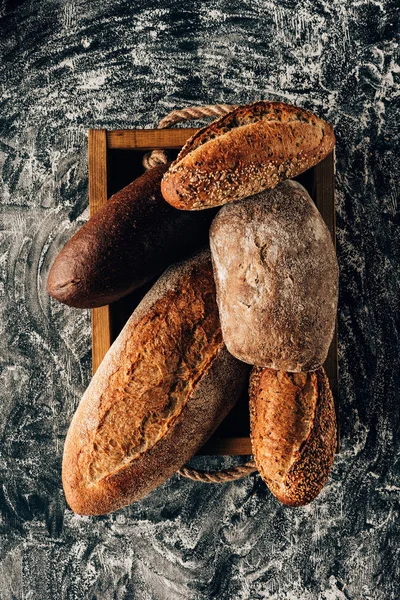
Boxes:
[161,101,335,210]
[249,366,337,506]
[62,250,249,515]
[47,164,215,308]
[210,180,338,372]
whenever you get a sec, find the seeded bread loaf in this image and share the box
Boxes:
[161,101,335,210]
[47,164,215,308]
[210,180,338,371]
[62,250,249,515]
[249,366,337,506]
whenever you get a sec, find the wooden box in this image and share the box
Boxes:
[88,128,338,456]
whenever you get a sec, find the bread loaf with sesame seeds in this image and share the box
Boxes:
[209,180,338,371]
[62,250,249,515]
[249,366,337,506]
[161,101,335,210]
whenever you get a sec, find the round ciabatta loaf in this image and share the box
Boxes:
[62,250,249,515]
[210,180,338,371]
[161,101,335,210]
[249,366,337,506]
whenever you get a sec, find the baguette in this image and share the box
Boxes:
[47,164,215,308]
[161,101,335,210]
[210,180,338,371]
[249,366,337,506]
[62,250,249,515]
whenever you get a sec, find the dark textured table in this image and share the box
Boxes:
[1,2,399,598]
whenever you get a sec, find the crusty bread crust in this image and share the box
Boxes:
[62,250,249,515]
[161,101,335,210]
[210,180,338,371]
[47,163,215,308]
[249,366,336,506]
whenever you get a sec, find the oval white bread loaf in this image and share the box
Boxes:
[249,366,337,506]
[62,250,249,515]
[161,101,335,210]
[210,180,338,371]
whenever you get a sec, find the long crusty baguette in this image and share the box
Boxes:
[47,164,215,308]
[161,101,335,210]
[62,250,249,515]
[210,180,338,371]
[249,366,337,506]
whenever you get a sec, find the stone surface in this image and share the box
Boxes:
[0,1,399,598]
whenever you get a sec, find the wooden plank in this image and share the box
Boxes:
[88,130,112,375]
[107,128,199,150]
[312,152,336,242]
[89,130,109,216]
[197,437,253,456]
[313,150,339,450]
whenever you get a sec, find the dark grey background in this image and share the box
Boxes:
[1,1,399,598]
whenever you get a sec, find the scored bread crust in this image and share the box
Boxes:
[62,250,249,515]
[249,366,337,506]
[161,101,335,210]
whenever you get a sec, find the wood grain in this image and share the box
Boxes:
[107,128,199,150]
[312,151,336,242]
[88,130,112,374]
[312,151,339,450]
[197,437,252,456]
[88,130,109,217]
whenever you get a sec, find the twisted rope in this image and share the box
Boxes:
[178,459,257,483]
[144,102,256,483]
[142,104,238,170]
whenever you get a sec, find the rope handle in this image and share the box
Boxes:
[142,103,238,170]
[143,102,256,483]
[178,459,257,483]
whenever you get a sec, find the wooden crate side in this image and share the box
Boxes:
[88,130,112,375]
[312,152,336,242]
[312,151,339,449]
[197,437,253,456]
[90,129,338,455]
[107,128,199,150]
